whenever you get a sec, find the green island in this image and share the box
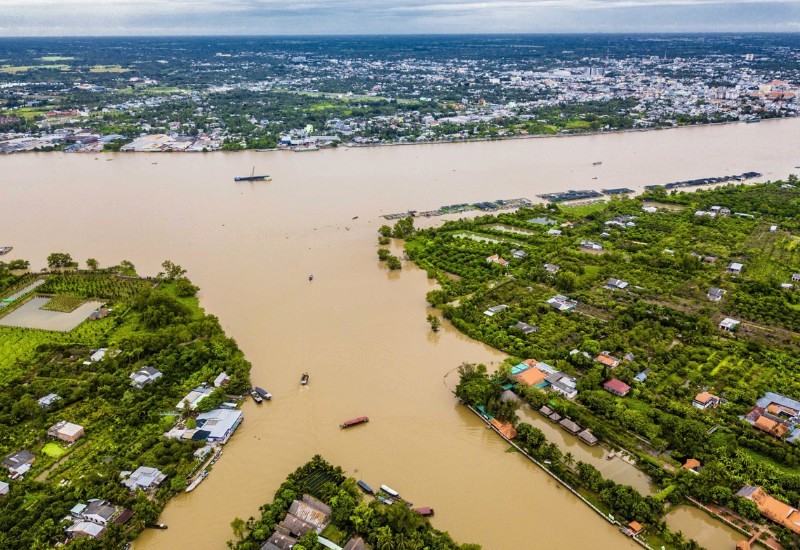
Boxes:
[227,455,479,550]
[0,256,251,549]
[400,178,800,550]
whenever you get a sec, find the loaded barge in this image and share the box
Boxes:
[234,167,271,182]
[340,416,369,429]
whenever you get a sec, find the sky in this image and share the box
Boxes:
[1,0,800,36]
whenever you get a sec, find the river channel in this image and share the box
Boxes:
[3,119,799,549]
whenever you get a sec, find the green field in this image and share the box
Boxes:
[39,295,84,313]
[41,442,68,458]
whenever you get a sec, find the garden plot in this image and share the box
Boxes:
[0,297,103,331]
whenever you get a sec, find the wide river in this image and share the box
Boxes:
[4,119,799,549]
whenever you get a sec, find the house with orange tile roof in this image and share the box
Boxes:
[736,485,800,535]
[626,521,644,536]
[486,254,509,267]
[490,418,517,440]
[682,458,702,473]
[595,352,620,369]
[753,415,790,438]
[692,391,720,410]
[513,367,547,387]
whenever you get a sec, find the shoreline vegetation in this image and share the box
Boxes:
[226,456,479,550]
[0,257,252,549]
[398,178,800,550]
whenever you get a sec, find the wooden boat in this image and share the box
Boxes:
[340,416,369,429]
[249,388,263,403]
[185,470,208,492]
[592,161,603,166]
[380,484,399,498]
[308,274,314,281]
[357,480,374,495]
[376,496,394,506]
[414,507,434,517]
[254,387,272,400]
[300,372,309,385]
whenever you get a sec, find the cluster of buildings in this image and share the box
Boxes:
[509,358,579,400]
[745,391,800,444]
[65,499,134,540]
[260,494,365,550]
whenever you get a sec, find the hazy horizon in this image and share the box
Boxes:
[1,0,799,37]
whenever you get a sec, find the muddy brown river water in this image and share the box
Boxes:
[3,119,799,549]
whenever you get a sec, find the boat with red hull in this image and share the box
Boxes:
[340,416,369,429]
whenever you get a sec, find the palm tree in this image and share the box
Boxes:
[564,452,575,468]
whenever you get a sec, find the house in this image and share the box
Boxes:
[37,393,61,408]
[483,304,509,317]
[3,450,35,477]
[693,392,720,410]
[736,485,800,534]
[48,421,84,443]
[547,294,578,312]
[510,249,528,259]
[727,262,744,274]
[213,372,230,388]
[0,480,9,497]
[559,418,581,434]
[278,513,316,538]
[176,385,213,410]
[633,370,650,383]
[603,378,631,397]
[544,263,560,273]
[513,366,548,387]
[627,521,644,536]
[624,352,635,362]
[120,466,167,491]
[343,536,367,550]
[595,352,620,369]
[514,321,538,334]
[486,254,509,267]
[490,418,517,439]
[547,229,562,236]
[683,458,702,473]
[707,287,726,301]
[580,240,603,250]
[546,372,578,399]
[193,408,243,443]
[288,495,332,532]
[90,348,108,362]
[539,405,553,417]
[578,429,598,446]
[130,366,163,389]
[81,499,123,525]
[753,415,790,438]
[194,445,213,461]
[88,308,110,321]
[66,521,105,539]
[719,318,740,332]
[605,278,628,290]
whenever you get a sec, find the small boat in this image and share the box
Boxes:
[235,166,271,182]
[592,161,603,166]
[294,146,319,152]
[745,116,761,123]
[380,485,399,498]
[414,507,434,517]
[340,416,369,429]
[352,216,359,220]
[592,177,598,180]
[376,496,394,506]
[308,274,314,281]
[357,480,374,495]
[249,388,263,404]
[185,470,208,492]
[254,387,272,401]
[151,523,168,530]
[300,372,309,385]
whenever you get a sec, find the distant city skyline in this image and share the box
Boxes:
[1,0,800,36]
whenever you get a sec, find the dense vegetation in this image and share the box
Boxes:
[407,179,800,549]
[0,264,251,549]
[229,456,479,550]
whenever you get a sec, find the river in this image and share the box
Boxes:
[3,119,800,550]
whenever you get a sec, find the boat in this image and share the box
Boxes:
[745,116,761,123]
[0,246,12,255]
[357,480,374,495]
[254,387,272,401]
[376,496,394,506]
[308,274,314,281]
[300,372,309,385]
[340,416,369,429]
[185,470,208,492]
[234,166,271,182]
[592,161,603,166]
[352,216,359,220]
[380,485,399,498]
[294,146,319,152]
[249,388,263,403]
[414,507,434,517]
[150,523,168,530]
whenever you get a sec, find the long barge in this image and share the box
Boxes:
[538,189,603,203]
[357,480,374,495]
[644,171,761,191]
[234,174,271,182]
[340,416,369,429]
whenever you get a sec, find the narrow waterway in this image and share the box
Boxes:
[2,118,800,549]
